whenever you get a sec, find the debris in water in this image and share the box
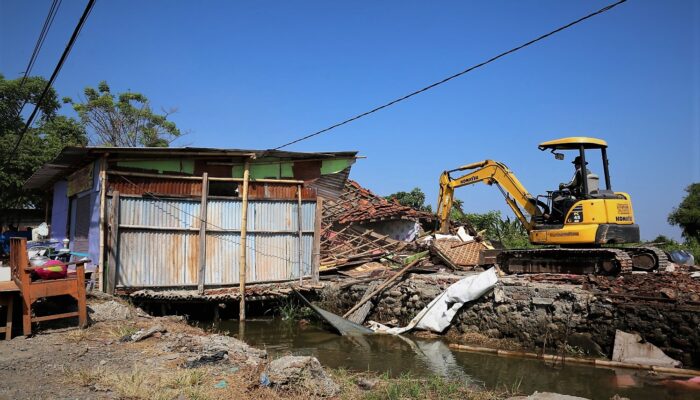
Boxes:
[294,290,373,336]
[612,330,681,368]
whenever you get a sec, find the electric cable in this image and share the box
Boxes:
[7,0,96,158]
[14,0,62,118]
[273,0,628,150]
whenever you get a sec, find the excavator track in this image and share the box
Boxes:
[616,246,669,272]
[497,246,670,275]
[498,247,634,275]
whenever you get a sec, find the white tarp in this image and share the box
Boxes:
[369,268,498,335]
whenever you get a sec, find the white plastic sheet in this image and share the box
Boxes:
[369,268,498,335]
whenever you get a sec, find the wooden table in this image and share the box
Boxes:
[0,281,19,340]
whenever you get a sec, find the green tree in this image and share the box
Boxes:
[668,183,700,241]
[385,187,432,212]
[64,81,181,147]
[0,74,87,210]
[452,208,531,249]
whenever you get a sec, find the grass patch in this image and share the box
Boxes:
[65,365,215,400]
[107,324,139,340]
[275,298,313,321]
[329,369,506,400]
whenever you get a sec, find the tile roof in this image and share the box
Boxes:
[324,180,435,225]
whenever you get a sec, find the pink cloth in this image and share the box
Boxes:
[33,260,67,280]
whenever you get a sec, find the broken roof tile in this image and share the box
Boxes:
[323,180,434,225]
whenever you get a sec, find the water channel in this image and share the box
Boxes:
[213,318,699,400]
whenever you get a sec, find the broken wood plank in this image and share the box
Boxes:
[342,255,426,318]
[346,280,381,324]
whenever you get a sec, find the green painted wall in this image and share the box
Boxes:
[232,159,295,179]
[117,157,354,179]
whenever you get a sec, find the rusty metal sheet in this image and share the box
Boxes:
[114,196,317,288]
[118,197,201,228]
[117,229,199,287]
[109,176,202,196]
[244,182,315,200]
[291,160,322,180]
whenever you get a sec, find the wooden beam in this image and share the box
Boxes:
[239,160,251,320]
[197,172,209,294]
[97,157,107,292]
[297,184,303,286]
[312,197,323,283]
[107,170,302,184]
[342,255,426,318]
[107,191,120,295]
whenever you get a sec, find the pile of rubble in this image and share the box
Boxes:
[319,179,491,276]
[585,272,700,303]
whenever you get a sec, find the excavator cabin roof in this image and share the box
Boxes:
[538,137,608,150]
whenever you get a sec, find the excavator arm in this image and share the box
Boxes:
[436,160,545,234]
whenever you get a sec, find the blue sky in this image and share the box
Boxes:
[1,0,698,240]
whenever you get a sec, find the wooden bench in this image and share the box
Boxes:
[9,238,88,336]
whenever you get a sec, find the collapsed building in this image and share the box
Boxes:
[319,179,434,270]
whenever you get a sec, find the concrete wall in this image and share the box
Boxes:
[330,274,700,368]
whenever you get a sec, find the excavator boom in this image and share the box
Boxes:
[437,160,543,233]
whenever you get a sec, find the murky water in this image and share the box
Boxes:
[215,318,699,400]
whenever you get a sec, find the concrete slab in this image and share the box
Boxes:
[612,329,681,368]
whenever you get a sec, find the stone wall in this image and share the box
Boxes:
[328,273,700,367]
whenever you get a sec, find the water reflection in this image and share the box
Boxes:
[217,318,698,400]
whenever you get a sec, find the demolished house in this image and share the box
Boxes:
[319,179,434,270]
[320,179,490,272]
[23,146,358,295]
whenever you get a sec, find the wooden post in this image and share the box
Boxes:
[97,157,107,292]
[239,160,250,320]
[297,184,303,286]
[311,197,323,283]
[76,262,87,328]
[2,295,13,340]
[107,191,120,295]
[197,172,209,294]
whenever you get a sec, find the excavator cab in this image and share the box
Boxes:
[538,137,613,198]
[537,137,618,224]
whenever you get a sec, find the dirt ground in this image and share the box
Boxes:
[0,296,504,400]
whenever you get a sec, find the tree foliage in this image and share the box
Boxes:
[668,183,700,241]
[0,73,87,210]
[452,208,531,249]
[385,187,432,212]
[64,81,180,147]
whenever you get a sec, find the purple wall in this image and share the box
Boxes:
[62,160,101,273]
[50,180,69,242]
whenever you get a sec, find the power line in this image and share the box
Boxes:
[273,0,628,150]
[18,0,63,85]
[15,0,63,117]
[8,0,96,157]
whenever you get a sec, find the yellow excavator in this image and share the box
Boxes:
[436,137,667,274]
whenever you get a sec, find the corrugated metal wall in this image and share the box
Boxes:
[109,196,316,288]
